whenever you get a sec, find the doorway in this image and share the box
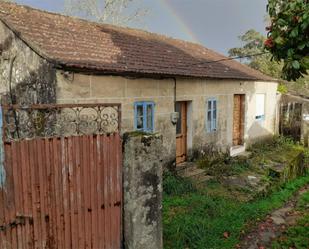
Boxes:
[176,101,188,164]
[233,94,245,146]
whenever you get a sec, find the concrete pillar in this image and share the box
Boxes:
[123,133,163,249]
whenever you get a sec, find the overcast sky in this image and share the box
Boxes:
[13,0,269,55]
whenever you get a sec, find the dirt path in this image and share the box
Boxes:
[239,184,309,249]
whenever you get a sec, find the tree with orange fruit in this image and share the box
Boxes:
[266,0,309,81]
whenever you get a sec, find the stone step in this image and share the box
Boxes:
[181,168,205,178]
[196,174,213,183]
[175,162,197,173]
[175,161,214,183]
[230,145,246,157]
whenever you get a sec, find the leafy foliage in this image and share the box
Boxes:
[277,83,288,93]
[229,29,283,79]
[266,0,309,81]
[229,29,309,95]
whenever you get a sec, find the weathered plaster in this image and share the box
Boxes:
[123,133,163,249]
[0,22,56,105]
[57,71,278,161]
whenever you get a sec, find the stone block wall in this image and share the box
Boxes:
[123,133,163,249]
[0,22,56,105]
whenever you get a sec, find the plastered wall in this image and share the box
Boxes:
[57,71,278,160]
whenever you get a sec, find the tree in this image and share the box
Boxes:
[64,0,148,26]
[228,29,283,79]
[229,29,309,96]
[266,0,309,81]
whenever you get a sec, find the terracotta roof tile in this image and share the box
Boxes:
[0,2,276,81]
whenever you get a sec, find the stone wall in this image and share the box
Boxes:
[123,132,163,249]
[57,71,278,161]
[0,22,56,105]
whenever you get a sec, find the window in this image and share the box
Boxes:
[207,98,217,132]
[255,94,265,120]
[134,101,155,132]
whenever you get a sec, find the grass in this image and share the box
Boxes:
[271,189,309,249]
[163,173,309,249]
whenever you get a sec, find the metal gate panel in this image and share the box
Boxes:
[0,134,122,249]
[0,104,122,249]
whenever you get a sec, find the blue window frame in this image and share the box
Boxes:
[207,98,217,132]
[134,101,155,132]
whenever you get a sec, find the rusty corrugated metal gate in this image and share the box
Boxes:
[0,104,122,249]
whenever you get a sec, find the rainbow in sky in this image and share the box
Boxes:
[159,0,200,43]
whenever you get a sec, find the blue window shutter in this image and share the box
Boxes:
[206,98,218,132]
[146,102,154,132]
[207,100,211,132]
[143,102,146,131]
[134,101,155,132]
[145,102,155,132]
[212,99,217,131]
[134,102,137,130]
[134,102,145,131]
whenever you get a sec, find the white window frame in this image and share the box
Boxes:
[255,94,266,121]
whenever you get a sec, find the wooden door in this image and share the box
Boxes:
[233,94,245,146]
[176,102,187,164]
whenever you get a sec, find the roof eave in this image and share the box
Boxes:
[56,63,278,82]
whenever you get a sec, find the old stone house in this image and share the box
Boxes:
[0,2,278,165]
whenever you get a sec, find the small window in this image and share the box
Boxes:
[207,98,217,132]
[134,102,155,132]
[255,94,265,120]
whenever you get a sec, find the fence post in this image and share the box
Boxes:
[123,133,163,249]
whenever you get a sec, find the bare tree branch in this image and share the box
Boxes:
[64,0,148,26]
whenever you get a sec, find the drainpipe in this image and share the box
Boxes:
[8,55,17,104]
[8,55,20,138]
[173,77,177,112]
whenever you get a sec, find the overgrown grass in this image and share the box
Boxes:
[197,136,308,183]
[163,171,196,196]
[248,136,305,165]
[163,173,309,249]
[272,189,309,249]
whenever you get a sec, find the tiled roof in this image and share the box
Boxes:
[0,2,276,81]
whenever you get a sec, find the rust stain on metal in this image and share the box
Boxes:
[0,134,122,249]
